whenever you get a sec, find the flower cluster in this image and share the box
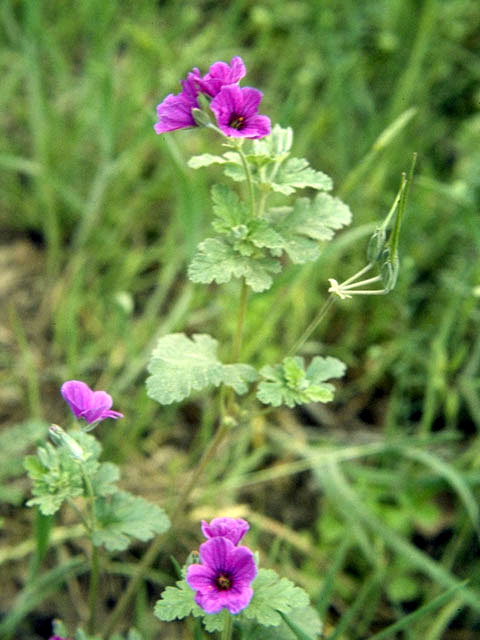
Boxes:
[61,380,124,426]
[186,517,257,614]
[154,57,271,139]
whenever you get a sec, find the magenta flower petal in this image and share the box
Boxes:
[185,564,216,590]
[210,85,271,139]
[61,380,123,425]
[201,517,249,545]
[154,57,251,135]
[196,56,246,97]
[154,93,198,134]
[195,584,254,614]
[61,381,92,418]
[187,536,257,615]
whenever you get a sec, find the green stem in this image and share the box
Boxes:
[236,143,255,217]
[101,419,232,638]
[232,278,248,363]
[221,610,233,640]
[389,173,407,258]
[286,295,335,357]
[88,544,100,635]
[67,497,90,531]
[226,278,249,415]
[82,469,100,636]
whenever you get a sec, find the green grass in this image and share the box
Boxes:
[1,0,480,638]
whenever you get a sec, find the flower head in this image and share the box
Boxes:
[154,57,247,135]
[201,517,249,545]
[153,55,270,137]
[61,380,123,425]
[186,537,257,614]
[210,85,271,139]
[154,72,200,134]
[194,56,246,97]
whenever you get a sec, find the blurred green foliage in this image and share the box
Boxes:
[1,0,480,638]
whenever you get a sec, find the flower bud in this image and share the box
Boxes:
[191,108,212,128]
[367,227,387,263]
[381,253,400,292]
[49,425,86,462]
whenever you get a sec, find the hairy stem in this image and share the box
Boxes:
[221,610,233,640]
[236,144,256,217]
[286,295,335,357]
[82,469,100,636]
[232,278,248,363]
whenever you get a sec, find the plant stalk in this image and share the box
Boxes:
[232,278,248,364]
[82,469,100,636]
[236,143,256,217]
[221,610,233,640]
[286,295,335,357]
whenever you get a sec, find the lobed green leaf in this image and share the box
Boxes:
[93,490,170,552]
[188,238,282,292]
[242,568,310,626]
[271,157,333,195]
[211,183,249,233]
[154,578,197,621]
[257,356,346,408]
[146,332,258,404]
[273,193,352,263]
[187,153,227,168]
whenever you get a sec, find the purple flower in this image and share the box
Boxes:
[186,537,257,614]
[61,380,124,425]
[201,517,249,545]
[194,56,246,97]
[210,85,271,139]
[154,56,250,135]
[154,72,200,134]
[49,636,69,640]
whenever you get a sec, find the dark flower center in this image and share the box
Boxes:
[229,114,246,129]
[215,572,232,590]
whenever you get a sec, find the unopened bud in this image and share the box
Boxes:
[186,550,201,566]
[231,224,249,240]
[49,424,86,461]
[223,415,237,429]
[191,108,212,128]
[381,253,400,292]
[367,227,387,263]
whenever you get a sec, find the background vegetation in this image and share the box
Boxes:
[1,0,479,638]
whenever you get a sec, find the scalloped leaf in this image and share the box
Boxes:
[188,238,281,292]
[274,193,352,263]
[246,606,322,639]
[188,153,227,168]
[252,124,293,157]
[271,157,333,195]
[257,356,346,408]
[93,491,170,551]
[211,183,249,234]
[146,333,258,404]
[242,569,310,626]
[92,461,120,497]
[154,578,197,621]
[154,577,225,630]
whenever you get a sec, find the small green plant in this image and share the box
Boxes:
[22,54,423,640]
